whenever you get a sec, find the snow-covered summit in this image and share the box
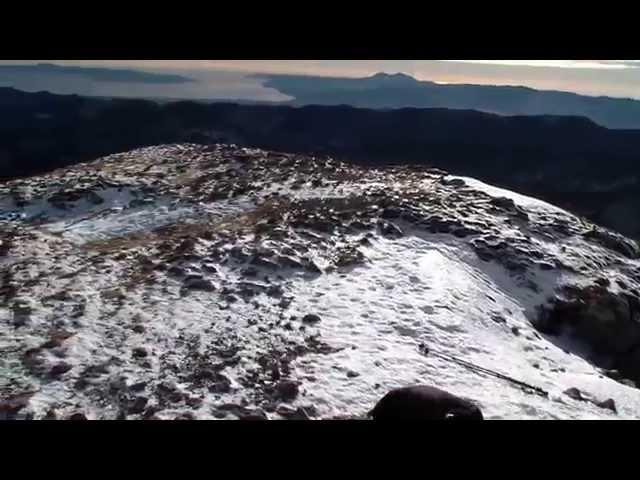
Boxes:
[2,143,640,420]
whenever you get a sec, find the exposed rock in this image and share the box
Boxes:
[44,409,58,420]
[168,265,187,277]
[537,261,555,271]
[40,330,74,349]
[276,405,313,420]
[349,220,371,231]
[174,412,195,420]
[68,413,88,421]
[202,263,219,274]
[0,391,34,418]
[241,267,258,277]
[302,313,322,325]
[131,324,146,334]
[238,409,268,420]
[535,285,640,384]
[49,362,72,378]
[11,299,33,327]
[156,382,184,403]
[563,387,587,402]
[250,255,280,270]
[87,191,104,205]
[183,277,215,291]
[440,177,466,187]
[452,226,480,238]
[277,255,304,270]
[128,396,149,414]
[584,227,639,259]
[490,197,529,220]
[207,374,232,394]
[186,396,204,408]
[303,259,323,274]
[596,398,617,413]
[381,207,402,220]
[132,347,148,359]
[618,347,640,386]
[378,220,403,238]
[266,284,284,298]
[275,380,299,401]
[129,382,147,393]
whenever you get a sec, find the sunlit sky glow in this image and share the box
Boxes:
[444,60,640,70]
[1,60,639,99]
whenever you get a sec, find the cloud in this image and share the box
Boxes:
[442,60,640,70]
[598,60,640,68]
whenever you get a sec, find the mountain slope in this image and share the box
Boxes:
[3,88,640,239]
[2,144,640,420]
[0,63,193,84]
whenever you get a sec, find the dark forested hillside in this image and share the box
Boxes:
[2,87,640,238]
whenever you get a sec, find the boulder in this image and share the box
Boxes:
[563,387,587,402]
[538,286,640,355]
[302,314,322,325]
[183,278,216,291]
[535,286,640,384]
[0,392,34,419]
[378,220,403,238]
[596,398,617,413]
[49,362,72,378]
[275,380,299,401]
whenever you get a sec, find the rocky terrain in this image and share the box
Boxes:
[4,88,640,240]
[2,144,640,420]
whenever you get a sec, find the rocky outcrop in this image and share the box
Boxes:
[584,227,640,259]
[536,285,640,384]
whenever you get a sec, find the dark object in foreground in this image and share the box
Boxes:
[369,385,483,421]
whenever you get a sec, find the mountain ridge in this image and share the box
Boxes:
[258,72,640,129]
[0,63,193,84]
[2,87,640,240]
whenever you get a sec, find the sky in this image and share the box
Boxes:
[1,60,640,99]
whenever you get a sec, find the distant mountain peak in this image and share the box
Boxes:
[370,72,414,79]
[367,72,419,85]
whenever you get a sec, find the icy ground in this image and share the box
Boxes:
[2,144,640,420]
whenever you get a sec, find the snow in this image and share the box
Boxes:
[281,232,638,419]
[47,198,251,245]
[452,175,567,214]
[3,144,640,420]
[11,211,638,420]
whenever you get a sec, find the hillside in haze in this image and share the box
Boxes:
[1,87,640,239]
[0,63,193,84]
[259,72,640,129]
[0,64,289,103]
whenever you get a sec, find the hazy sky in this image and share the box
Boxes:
[2,60,640,99]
